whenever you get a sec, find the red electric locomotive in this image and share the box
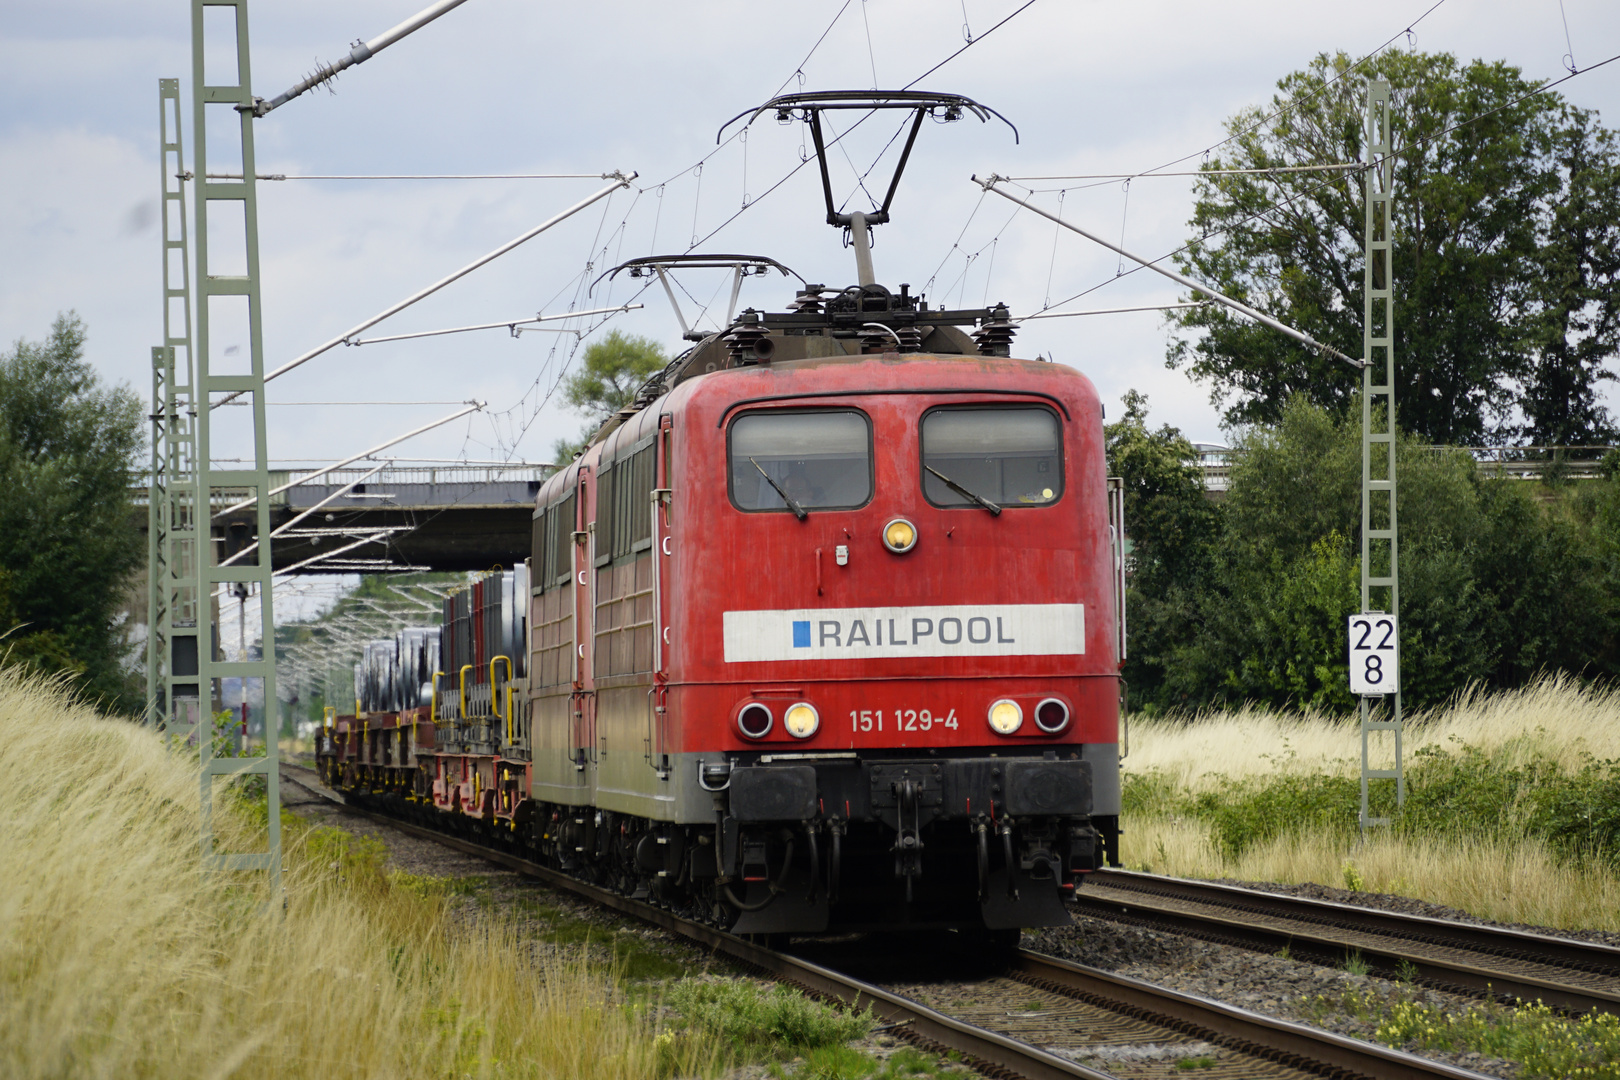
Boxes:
[317,91,1126,939]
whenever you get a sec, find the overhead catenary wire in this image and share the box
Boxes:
[927,0,1455,292]
[213,175,634,409]
[859,0,879,90]
[1017,302,1211,320]
[1016,45,1620,320]
[432,0,1040,469]
[217,400,471,407]
[204,173,622,181]
[637,0,858,197]
[1001,163,1366,181]
[669,0,1042,256]
[343,304,644,347]
[211,457,548,466]
[900,0,1038,90]
[974,174,1365,369]
[1123,0,1451,181]
[272,532,400,578]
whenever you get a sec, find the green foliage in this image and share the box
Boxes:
[1205,398,1495,712]
[552,330,670,463]
[0,313,144,711]
[1314,986,1620,1079]
[1118,393,1620,712]
[1403,739,1620,866]
[1190,769,1362,860]
[513,895,688,981]
[1104,391,1221,712]
[1124,734,1620,868]
[759,1045,975,1080]
[1168,49,1620,445]
[666,978,873,1051]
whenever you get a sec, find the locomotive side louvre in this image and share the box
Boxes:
[530,464,592,806]
[580,408,695,820]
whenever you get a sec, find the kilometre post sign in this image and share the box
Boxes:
[1348,613,1399,695]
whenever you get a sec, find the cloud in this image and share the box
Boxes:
[2,0,1618,453]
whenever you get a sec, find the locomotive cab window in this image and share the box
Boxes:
[921,406,1063,508]
[728,410,872,512]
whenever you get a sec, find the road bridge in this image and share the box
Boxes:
[133,464,547,574]
[1196,445,1614,497]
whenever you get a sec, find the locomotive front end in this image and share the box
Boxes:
[673,353,1122,935]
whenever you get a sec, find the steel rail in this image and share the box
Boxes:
[281,765,1493,1080]
[1008,952,1486,1080]
[1078,869,1620,1016]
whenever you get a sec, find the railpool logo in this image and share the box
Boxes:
[722,604,1084,662]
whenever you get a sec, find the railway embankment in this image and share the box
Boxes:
[12,662,1619,1079]
[286,760,1620,1080]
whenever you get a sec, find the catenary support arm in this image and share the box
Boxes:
[973,175,1364,370]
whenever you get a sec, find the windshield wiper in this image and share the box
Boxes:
[750,458,808,520]
[925,465,1002,516]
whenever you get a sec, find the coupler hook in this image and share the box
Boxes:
[999,820,1019,901]
[974,819,991,903]
[805,821,820,903]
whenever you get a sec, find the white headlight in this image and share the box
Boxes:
[988,698,1023,735]
[883,518,918,554]
[784,702,820,739]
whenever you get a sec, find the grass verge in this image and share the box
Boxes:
[1121,676,1620,930]
[0,666,715,1079]
[1308,985,1620,1079]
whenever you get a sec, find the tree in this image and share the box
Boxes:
[1166,50,1620,446]
[551,330,669,463]
[1105,391,1221,712]
[1188,398,1494,711]
[0,313,144,709]
[1517,109,1620,444]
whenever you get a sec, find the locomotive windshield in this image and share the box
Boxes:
[729,409,873,511]
[921,406,1063,507]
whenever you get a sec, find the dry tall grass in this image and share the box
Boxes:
[1126,815,1620,931]
[0,668,688,1080]
[1126,673,1620,790]
[1121,676,1620,931]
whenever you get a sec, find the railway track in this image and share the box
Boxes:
[281,763,1494,1080]
[1075,868,1620,1016]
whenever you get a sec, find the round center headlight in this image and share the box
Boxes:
[883,518,918,553]
[783,702,820,739]
[988,698,1023,735]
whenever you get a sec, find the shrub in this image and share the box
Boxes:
[667,978,872,1050]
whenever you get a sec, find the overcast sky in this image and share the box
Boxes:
[5,0,1619,469]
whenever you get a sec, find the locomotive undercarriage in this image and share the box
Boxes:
[322,744,1107,937]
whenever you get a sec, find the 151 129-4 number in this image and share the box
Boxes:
[850,709,959,733]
